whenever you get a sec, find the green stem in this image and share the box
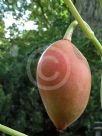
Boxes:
[63,0,102,57]
[99,0,102,9]
[0,124,28,136]
[63,20,78,41]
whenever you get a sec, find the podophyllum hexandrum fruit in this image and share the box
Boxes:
[36,39,91,131]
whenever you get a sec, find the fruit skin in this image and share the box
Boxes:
[36,40,91,130]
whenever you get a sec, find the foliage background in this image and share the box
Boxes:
[0,0,102,136]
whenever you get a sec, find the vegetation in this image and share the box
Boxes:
[0,0,102,135]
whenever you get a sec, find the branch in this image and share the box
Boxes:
[36,0,50,28]
[0,124,28,136]
[63,0,102,57]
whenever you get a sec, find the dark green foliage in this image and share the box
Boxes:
[0,0,102,136]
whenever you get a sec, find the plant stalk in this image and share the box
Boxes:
[0,124,28,136]
[63,0,102,57]
[99,0,102,9]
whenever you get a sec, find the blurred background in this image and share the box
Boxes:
[0,0,102,136]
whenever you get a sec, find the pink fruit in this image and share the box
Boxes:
[36,39,91,130]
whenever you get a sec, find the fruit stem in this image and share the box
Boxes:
[63,0,102,57]
[0,124,28,136]
[63,20,78,41]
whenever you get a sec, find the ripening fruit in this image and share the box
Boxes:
[36,39,91,131]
